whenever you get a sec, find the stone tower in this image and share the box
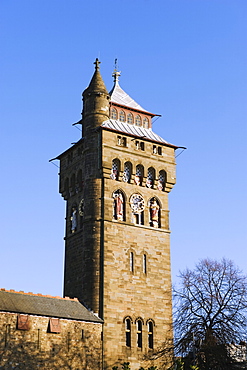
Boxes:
[57,59,178,369]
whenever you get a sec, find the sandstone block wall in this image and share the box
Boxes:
[0,312,102,370]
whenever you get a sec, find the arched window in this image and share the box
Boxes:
[143,117,149,129]
[130,193,145,225]
[149,197,161,228]
[147,321,154,349]
[135,164,144,186]
[110,158,120,180]
[64,178,69,199]
[119,110,125,122]
[76,169,82,193]
[146,167,155,188]
[70,204,77,234]
[127,113,133,124]
[130,252,134,272]
[136,320,142,348]
[111,107,117,120]
[112,190,125,221]
[135,115,141,126]
[125,318,131,347]
[70,174,76,194]
[79,198,84,229]
[157,170,166,191]
[122,162,132,183]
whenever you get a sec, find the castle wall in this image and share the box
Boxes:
[0,311,102,370]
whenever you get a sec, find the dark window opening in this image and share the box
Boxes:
[125,319,131,347]
[148,321,154,349]
[137,320,142,348]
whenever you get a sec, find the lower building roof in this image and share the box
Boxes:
[0,289,103,323]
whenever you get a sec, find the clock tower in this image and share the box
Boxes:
[57,59,179,369]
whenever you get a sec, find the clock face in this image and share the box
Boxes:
[78,199,84,217]
[129,194,145,213]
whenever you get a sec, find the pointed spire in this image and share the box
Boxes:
[83,58,108,96]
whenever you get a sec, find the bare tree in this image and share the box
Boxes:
[173,258,247,369]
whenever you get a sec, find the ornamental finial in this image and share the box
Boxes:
[94,58,101,71]
[112,58,121,83]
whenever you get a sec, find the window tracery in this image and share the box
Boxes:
[130,193,144,225]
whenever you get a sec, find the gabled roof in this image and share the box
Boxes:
[0,289,103,323]
[101,119,177,147]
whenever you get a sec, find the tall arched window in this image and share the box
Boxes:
[122,162,132,183]
[119,110,125,122]
[111,107,117,119]
[70,204,77,234]
[143,117,149,128]
[70,174,75,194]
[125,318,131,347]
[143,254,147,274]
[127,113,133,124]
[110,158,120,180]
[135,115,141,126]
[157,170,166,191]
[76,169,82,192]
[147,321,154,349]
[64,178,69,199]
[112,190,125,221]
[135,164,144,186]
[136,320,143,348]
[149,197,161,228]
[130,252,134,272]
[146,167,155,188]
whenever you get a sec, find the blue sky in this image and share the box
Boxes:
[0,0,246,296]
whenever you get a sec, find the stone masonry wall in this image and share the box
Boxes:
[101,129,176,370]
[0,312,102,370]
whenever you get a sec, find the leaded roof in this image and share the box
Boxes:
[101,119,176,146]
[109,80,147,112]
